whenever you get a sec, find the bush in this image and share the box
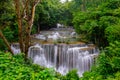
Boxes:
[73,0,120,47]
[80,41,120,80]
[0,52,61,80]
[61,69,79,80]
[105,24,120,43]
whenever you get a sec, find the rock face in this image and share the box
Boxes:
[28,43,99,77]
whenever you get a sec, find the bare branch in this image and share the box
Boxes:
[33,0,40,6]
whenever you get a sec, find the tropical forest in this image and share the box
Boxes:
[0,0,120,80]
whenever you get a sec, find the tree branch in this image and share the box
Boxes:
[0,29,14,55]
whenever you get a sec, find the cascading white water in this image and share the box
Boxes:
[54,45,58,69]
[11,43,21,54]
[48,32,62,40]
[35,34,46,40]
[11,27,99,77]
[28,44,47,67]
[34,30,76,41]
[28,43,99,77]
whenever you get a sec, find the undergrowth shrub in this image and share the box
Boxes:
[0,52,60,80]
[80,41,120,80]
[0,51,80,80]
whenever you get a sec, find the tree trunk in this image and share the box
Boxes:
[14,0,40,61]
[0,30,14,55]
[24,3,37,60]
[81,0,86,11]
[24,26,31,60]
[37,22,40,33]
[14,0,24,52]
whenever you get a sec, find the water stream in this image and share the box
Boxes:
[28,43,99,77]
[11,43,21,54]
[11,28,99,77]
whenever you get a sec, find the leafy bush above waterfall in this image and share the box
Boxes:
[73,0,120,47]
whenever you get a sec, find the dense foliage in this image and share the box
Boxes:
[0,0,18,51]
[80,41,120,80]
[1,0,120,80]
[71,0,120,80]
[0,52,58,80]
[73,0,120,47]
[34,0,64,31]
[0,52,80,80]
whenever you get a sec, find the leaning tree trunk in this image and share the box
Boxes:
[0,30,14,55]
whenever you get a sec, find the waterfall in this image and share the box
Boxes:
[28,43,99,77]
[28,44,47,66]
[10,27,99,77]
[11,43,21,54]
